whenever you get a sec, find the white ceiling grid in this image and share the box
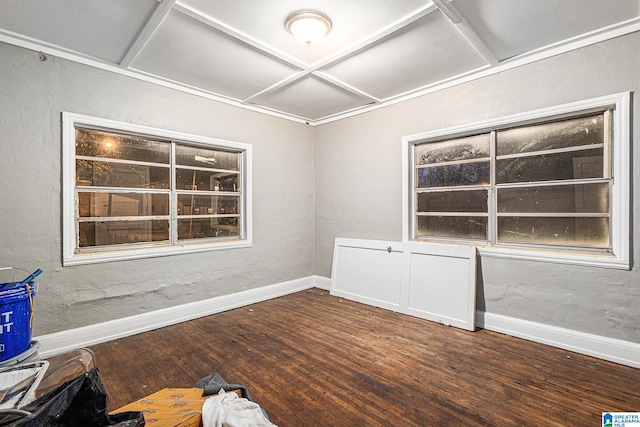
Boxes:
[0,0,638,124]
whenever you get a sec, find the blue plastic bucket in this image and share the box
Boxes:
[0,267,38,362]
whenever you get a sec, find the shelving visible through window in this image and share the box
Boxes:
[63,113,252,265]
[174,145,241,241]
[403,92,630,269]
[75,128,172,248]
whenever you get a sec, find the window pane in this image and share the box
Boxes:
[177,195,239,215]
[75,128,170,163]
[496,114,604,156]
[176,169,239,192]
[417,161,490,188]
[417,190,488,213]
[496,149,603,184]
[79,220,169,247]
[78,192,169,217]
[415,133,490,165]
[175,145,239,170]
[498,217,609,248]
[498,183,609,214]
[76,160,170,189]
[178,217,239,240]
[416,216,487,240]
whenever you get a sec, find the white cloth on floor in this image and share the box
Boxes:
[202,388,278,427]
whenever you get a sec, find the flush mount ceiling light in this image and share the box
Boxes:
[285,10,332,46]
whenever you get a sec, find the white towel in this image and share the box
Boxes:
[202,388,278,427]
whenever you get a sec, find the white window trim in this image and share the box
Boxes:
[402,92,631,270]
[62,112,253,266]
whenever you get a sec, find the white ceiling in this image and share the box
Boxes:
[1,0,639,124]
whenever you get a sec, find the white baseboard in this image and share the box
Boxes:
[312,275,331,290]
[477,311,640,368]
[36,276,321,358]
[35,275,640,369]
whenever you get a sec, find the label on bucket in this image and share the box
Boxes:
[1,311,14,334]
[0,311,13,353]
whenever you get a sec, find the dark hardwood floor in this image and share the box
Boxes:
[89,288,640,426]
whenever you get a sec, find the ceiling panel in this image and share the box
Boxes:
[321,11,488,100]
[454,0,640,61]
[180,0,433,65]
[0,0,158,64]
[250,75,373,120]
[130,9,301,100]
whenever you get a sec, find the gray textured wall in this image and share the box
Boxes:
[314,32,640,343]
[2,30,639,345]
[0,41,315,335]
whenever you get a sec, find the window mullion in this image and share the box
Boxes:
[170,141,178,245]
[411,146,417,241]
[489,130,497,245]
[239,151,246,240]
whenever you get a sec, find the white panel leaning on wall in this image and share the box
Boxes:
[330,238,477,331]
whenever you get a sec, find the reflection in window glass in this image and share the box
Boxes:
[175,145,239,170]
[415,133,489,165]
[175,169,239,192]
[416,216,487,240]
[496,114,604,156]
[417,190,487,213]
[496,149,603,184]
[177,195,239,216]
[497,183,609,214]
[76,160,170,189]
[75,128,170,163]
[178,217,239,240]
[497,217,609,248]
[417,161,490,188]
[78,193,169,217]
[78,220,169,247]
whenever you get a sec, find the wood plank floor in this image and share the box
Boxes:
[89,288,640,426]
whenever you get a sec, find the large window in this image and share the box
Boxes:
[63,113,252,265]
[403,93,630,269]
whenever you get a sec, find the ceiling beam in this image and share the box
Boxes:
[313,71,380,104]
[120,0,177,68]
[241,70,309,105]
[433,0,499,66]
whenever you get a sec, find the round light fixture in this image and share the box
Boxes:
[285,10,332,46]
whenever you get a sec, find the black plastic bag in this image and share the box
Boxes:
[0,367,144,427]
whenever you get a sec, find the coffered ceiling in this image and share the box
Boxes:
[1,0,639,124]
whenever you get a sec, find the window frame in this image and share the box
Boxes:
[402,92,631,270]
[62,112,253,266]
